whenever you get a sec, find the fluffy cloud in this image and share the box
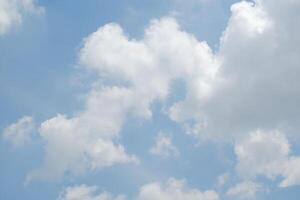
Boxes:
[27,16,218,181]
[2,116,35,148]
[13,0,300,190]
[80,16,218,141]
[27,88,139,182]
[235,130,300,188]
[138,178,219,200]
[58,185,125,200]
[0,0,43,35]
[149,133,179,158]
[167,0,300,192]
[80,17,218,109]
[168,0,300,141]
[78,0,300,155]
[235,130,289,180]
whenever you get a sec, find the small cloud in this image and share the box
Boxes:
[216,172,230,187]
[2,116,35,148]
[226,181,263,199]
[0,0,44,35]
[58,184,126,200]
[138,178,219,200]
[149,132,179,158]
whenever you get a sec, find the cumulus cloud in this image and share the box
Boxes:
[166,0,300,192]
[137,178,219,200]
[0,0,43,35]
[235,130,300,188]
[58,185,125,200]
[168,0,300,141]
[12,0,300,190]
[2,116,35,148]
[27,16,218,181]
[76,0,300,153]
[27,88,139,182]
[80,17,218,109]
[149,133,179,158]
[80,16,218,141]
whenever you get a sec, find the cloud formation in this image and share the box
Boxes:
[28,16,217,181]
[138,178,219,200]
[78,0,300,145]
[169,0,300,141]
[226,181,263,199]
[58,185,125,200]
[235,130,300,188]
[0,0,43,35]
[149,132,179,158]
[58,178,219,200]
[27,89,139,181]
[2,116,35,148]
[7,1,299,195]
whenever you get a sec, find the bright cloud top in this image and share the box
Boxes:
[170,0,300,141]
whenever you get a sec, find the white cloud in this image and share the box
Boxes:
[80,16,218,142]
[0,0,43,35]
[2,116,35,148]
[149,133,179,158]
[226,181,263,199]
[27,16,218,181]
[27,88,139,182]
[168,0,300,142]
[58,185,126,200]
[235,130,289,180]
[166,0,300,191]
[235,130,300,188]
[58,179,218,200]
[138,178,219,200]
[80,17,218,108]
[16,0,300,188]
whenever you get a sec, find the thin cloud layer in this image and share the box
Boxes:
[138,178,219,200]
[149,133,179,158]
[58,185,125,200]
[2,116,35,148]
[226,181,263,199]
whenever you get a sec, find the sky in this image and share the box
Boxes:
[1,0,300,200]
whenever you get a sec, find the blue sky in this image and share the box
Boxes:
[1,0,300,200]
